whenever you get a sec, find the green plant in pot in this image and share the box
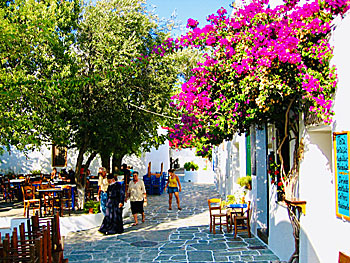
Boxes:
[237,175,252,190]
[184,161,199,171]
[221,190,247,207]
[221,194,237,208]
[31,170,41,176]
[84,200,100,214]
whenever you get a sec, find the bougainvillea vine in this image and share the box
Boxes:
[159,0,349,158]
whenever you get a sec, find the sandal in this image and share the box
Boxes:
[168,207,172,210]
[178,207,182,211]
[132,223,138,226]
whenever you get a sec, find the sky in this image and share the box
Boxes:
[146,0,234,36]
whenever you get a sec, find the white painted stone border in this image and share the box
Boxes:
[183,170,214,184]
[0,201,131,237]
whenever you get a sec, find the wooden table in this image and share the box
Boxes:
[88,179,99,195]
[54,184,77,210]
[89,179,98,184]
[9,179,25,183]
[226,203,248,231]
[37,188,64,217]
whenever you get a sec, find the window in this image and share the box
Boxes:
[52,145,67,167]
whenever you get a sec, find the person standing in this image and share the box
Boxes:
[121,164,131,199]
[50,167,61,181]
[164,169,182,210]
[98,167,109,216]
[67,168,76,184]
[128,165,134,180]
[127,171,147,225]
[98,174,125,235]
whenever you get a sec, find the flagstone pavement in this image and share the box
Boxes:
[63,182,285,263]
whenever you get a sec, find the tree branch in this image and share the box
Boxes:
[277,97,295,180]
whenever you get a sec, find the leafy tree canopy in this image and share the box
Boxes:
[0,0,80,151]
[0,0,201,192]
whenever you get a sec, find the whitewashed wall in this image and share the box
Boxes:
[143,142,170,175]
[0,145,101,175]
[141,127,171,175]
[0,128,209,181]
[298,129,335,262]
[268,184,295,261]
[0,143,168,178]
[213,135,247,198]
[297,12,350,263]
[0,126,170,177]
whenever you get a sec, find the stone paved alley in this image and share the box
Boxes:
[63,182,284,263]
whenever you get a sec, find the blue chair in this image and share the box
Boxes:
[143,175,153,195]
[151,175,163,195]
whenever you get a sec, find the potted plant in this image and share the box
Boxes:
[184,161,199,171]
[5,170,15,179]
[184,161,199,182]
[237,175,252,190]
[221,194,237,208]
[84,200,100,214]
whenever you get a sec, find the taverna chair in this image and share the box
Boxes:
[233,201,251,238]
[22,185,41,217]
[208,198,229,234]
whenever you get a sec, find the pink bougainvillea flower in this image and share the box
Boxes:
[187,18,199,29]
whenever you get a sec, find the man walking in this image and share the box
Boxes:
[127,171,147,225]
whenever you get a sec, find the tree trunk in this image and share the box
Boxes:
[275,98,303,263]
[84,151,97,171]
[100,152,111,173]
[75,145,88,210]
[277,98,295,181]
[112,152,124,174]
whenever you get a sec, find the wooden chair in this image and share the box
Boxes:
[233,201,251,238]
[39,183,55,216]
[2,179,14,202]
[61,186,72,216]
[85,180,94,201]
[31,179,42,198]
[50,191,64,217]
[0,211,68,263]
[0,225,44,263]
[208,198,229,234]
[31,212,67,262]
[31,213,63,253]
[19,222,50,263]
[22,186,41,218]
